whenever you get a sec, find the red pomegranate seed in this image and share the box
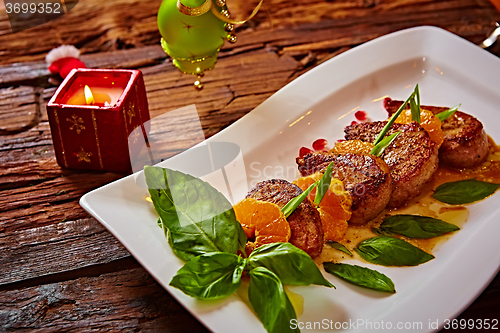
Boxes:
[355,111,367,121]
[299,147,313,158]
[336,139,345,144]
[351,120,358,126]
[312,139,328,151]
[383,97,392,105]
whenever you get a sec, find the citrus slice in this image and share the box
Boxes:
[395,108,444,147]
[329,140,374,155]
[294,173,352,241]
[233,198,291,247]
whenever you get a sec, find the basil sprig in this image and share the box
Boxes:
[170,252,246,299]
[324,262,395,293]
[248,243,333,287]
[374,214,459,238]
[432,178,500,205]
[314,162,334,205]
[171,243,333,299]
[435,104,461,122]
[249,267,300,333]
[326,240,353,256]
[282,181,318,218]
[170,243,332,333]
[145,166,247,260]
[355,236,434,266]
[145,166,247,261]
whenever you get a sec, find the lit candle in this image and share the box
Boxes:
[65,84,124,107]
[46,68,151,172]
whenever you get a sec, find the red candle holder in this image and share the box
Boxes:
[47,68,150,173]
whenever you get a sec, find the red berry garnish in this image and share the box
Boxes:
[355,111,367,121]
[336,139,345,144]
[351,120,358,126]
[312,139,328,151]
[299,147,313,158]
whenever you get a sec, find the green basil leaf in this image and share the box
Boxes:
[355,236,434,266]
[370,131,400,157]
[248,267,299,333]
[326,240,353,256]
[144,166,246,261]
[323,262,395,293]
[281,181,318,218]
[170,252,246,299]
[249,243,333,287]
[379,214,459,238]
[373,88,416,146]
[371,227,395,237]
[432,178,500,205]
[314,162,334,205]
[435,104,461,122]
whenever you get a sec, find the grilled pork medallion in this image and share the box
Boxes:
[296,152,392,224]
[246,179,324,258]
[384,98,489,168]
[345,121,439,208]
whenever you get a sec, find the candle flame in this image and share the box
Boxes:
[84,85,94,105]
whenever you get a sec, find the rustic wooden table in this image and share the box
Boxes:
[1,0,500,331]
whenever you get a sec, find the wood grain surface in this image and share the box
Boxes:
[1,0,500,331]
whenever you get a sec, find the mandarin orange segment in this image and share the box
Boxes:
[233,198,256,239]
[395,108,444,147]
[293,172,321,203]
[329,140,374,155]
[319,178,351,241]
[318,209,348,241]
[293,174,352,241]
[233,198,291,247]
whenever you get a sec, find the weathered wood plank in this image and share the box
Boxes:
[0,267,209,332]
[0,168,121,212]
[0,45,167,88]
[0,218,130,284]
[0,159,61,191]
[1,0,499,81]
[0,0,162,63]
[0,169,122,229]
[0,86,41,135]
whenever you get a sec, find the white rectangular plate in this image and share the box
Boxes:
[81,26,500,333]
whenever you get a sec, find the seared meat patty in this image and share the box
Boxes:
[384,98,489,168]
[345,121,439,208]
[246,179,323,258]
[296,152,392,224]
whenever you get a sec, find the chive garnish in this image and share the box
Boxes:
[435,103,461,122]
[314,162,334,205]
[281,181,318,218]
[370,131,400,157]
[410,84,421,123]
[373,90,415,146]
